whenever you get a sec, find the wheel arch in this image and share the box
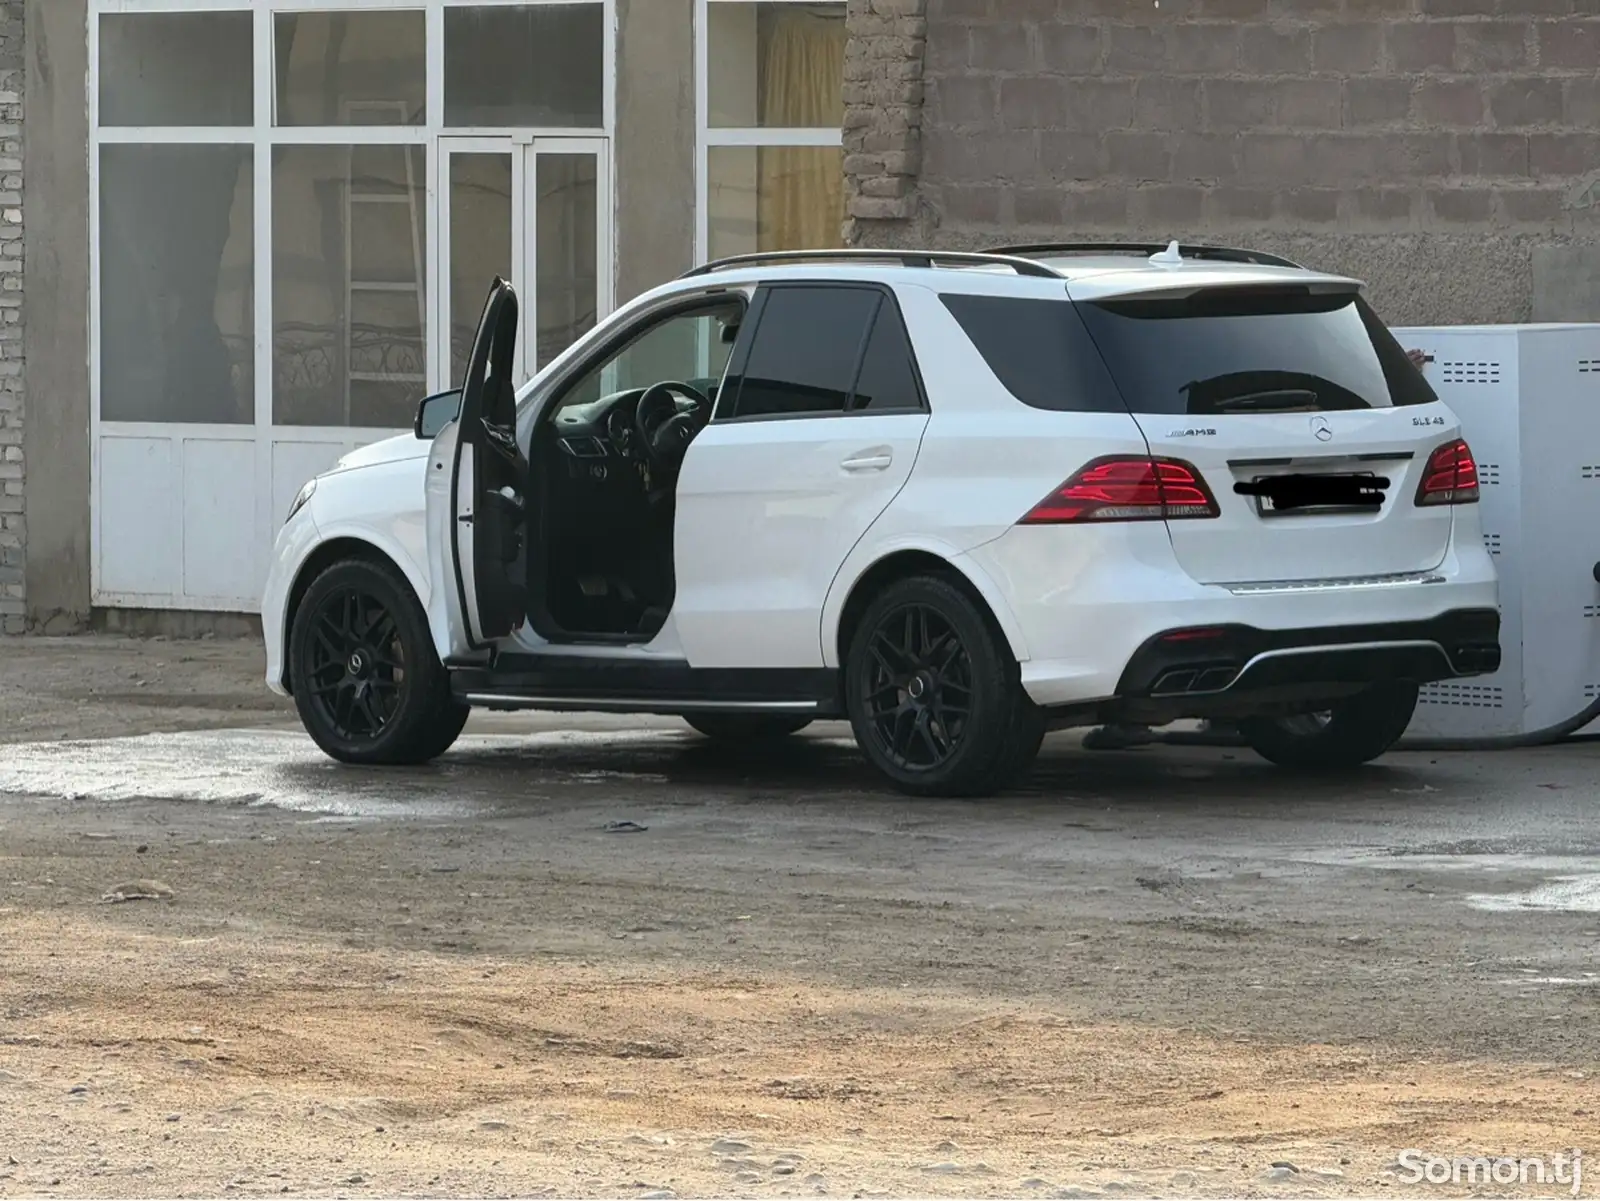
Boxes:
[280,535,429,695]
[825,545,1030,671]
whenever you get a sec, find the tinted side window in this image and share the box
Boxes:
[733,286,878,418]
[850,297,923,412]
[940,294,1125,413]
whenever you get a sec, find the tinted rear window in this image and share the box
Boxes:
[734,286,878,418]
[939,293,1124,413]
[851,296,924,412]
[1075,287,1438,414]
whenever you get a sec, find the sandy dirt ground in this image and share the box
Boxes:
[1,635,1598,1198]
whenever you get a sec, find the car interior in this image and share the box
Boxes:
[524,295,747,643]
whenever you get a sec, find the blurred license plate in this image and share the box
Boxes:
[1253,471,1376,516]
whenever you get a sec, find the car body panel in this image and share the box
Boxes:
[262,456,433,694]
[326,432,430,477]
[1131,403,1462,585]
[674,410,929,669]
[970,517,1497,708]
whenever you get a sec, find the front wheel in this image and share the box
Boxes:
[844,574,1043,798]
[288,557,468,765]
[1239,680,1418,771]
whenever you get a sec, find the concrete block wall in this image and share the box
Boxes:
[880,0,1600,325]
[0,1,19,634]
[843,0,930,243]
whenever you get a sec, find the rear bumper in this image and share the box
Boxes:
[965,519,1499,710]
[1114,607,1500,699]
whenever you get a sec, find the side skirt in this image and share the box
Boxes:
[450,653,844,718]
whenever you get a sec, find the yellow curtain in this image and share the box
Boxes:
[758,9,846,251]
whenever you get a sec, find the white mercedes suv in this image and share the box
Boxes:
[260,243,1500,796]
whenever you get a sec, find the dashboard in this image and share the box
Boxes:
[550,384,715,467]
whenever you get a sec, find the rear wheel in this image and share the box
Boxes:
[289,557,468,765]
[844,574,1043,797]
[684,713,812,742]
[1239,681,1418,770]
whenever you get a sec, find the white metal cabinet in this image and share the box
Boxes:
[1395,323,1600,738]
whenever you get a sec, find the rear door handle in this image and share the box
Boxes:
[841,450,893,472]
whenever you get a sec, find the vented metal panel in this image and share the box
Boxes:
[1397,325,1600,738]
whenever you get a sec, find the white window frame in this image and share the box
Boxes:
[693,0,846,265]
[87,0,618,610]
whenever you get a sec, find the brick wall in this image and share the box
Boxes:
[876,0,1600,324]
[0,0,18,634]
[843,0,929,245]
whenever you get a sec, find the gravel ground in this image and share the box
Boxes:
[1,635,1598,1198]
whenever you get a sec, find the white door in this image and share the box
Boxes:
[436,138,611,390]
[425,279,526,659]
[674,283,931,669]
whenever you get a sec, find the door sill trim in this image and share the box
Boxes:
[449,659,842,716]
[464,693,817,714]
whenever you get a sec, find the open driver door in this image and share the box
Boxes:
[424,279,527,661]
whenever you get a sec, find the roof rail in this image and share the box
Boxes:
[679,248,1066,281]
[986,242,1305,270]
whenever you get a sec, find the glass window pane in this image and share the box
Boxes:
[449,154,513,388]
[99,13,253,127]
[99,145,254,424]
[535,154,599,371]
[557,303,743,414]
[936,295,1126,415]
[1074,292,1426,415]
[734,286,876,419]
[708,2,845,129]
[444,6,604,128]
[851,299,923,412]
[273,145,427,429]
[274,12,426,127]
[708,145,844,260]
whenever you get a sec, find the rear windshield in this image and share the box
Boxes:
[1075,287,1438,414]
[941,287,1437,415]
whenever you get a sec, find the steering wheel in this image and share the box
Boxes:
[634,381,710,472]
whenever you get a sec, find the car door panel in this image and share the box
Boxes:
[672,282,932,670]
[674,413,929,668]
[422,278,525,658]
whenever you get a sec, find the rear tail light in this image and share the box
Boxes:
[1020,456,1220,524]
[1415,438,1479,506]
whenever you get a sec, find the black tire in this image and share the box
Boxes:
[844,574,1044,798]
[1239,680,1419,771]
[684,713,813,742]
[288,557,468,765]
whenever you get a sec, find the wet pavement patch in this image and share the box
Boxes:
[0,728,684,819]
[1467,874,1600,913]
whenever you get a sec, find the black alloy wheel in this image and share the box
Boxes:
[844,574,1044,797]
[289,558,469,765]
[301,585,407,743]
[860,602,975,772]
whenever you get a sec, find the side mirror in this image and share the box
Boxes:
[414,389,463,440]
